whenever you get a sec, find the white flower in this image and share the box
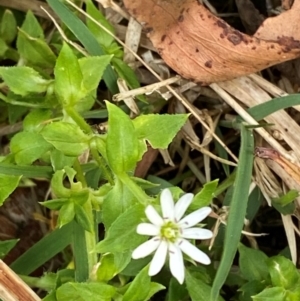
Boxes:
[132,188,213,284]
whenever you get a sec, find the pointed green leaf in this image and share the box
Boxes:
[133,114,188,149]
[0,239,19,259]
[79,55,112,93]
[102,178,136,228]
[123,267,151,301]
[238,244,269,282]
[267,255,300,290]
[0,66,51,96]
[1,10,17,44]
[56,282,115,301]
[17,29,56,68]
[41,122,89,156]
[186,270,224,301]
[190,179,218,210]
[54,43,83,105]
[58,202,75,227]
[10,132,53,165]
[96,204,146,253]
[106,102,139,174]
[74,203,93,232]
[252,287,286,301]
[0,174,21,205]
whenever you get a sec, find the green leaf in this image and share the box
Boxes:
[41,122,90,156]
[56,282,115,301]
[0,174,21,205]
[272,190,299,206]
[41,198,69,210]
[50,149,75,171]
[74,203,93,232]
[133,114,188,149]
[17,10,44,39]
[10,132,53,165]
[239,281,269,301]
[190,179,218,210]
[186,270,224,301]
[167,278,188,301]
[272,201,295,215]
[252,287,286,301]
[102,178,136,228]
[0,38,8,56]
[123,266,151,301]
[238,244,269,282]
[86,0,115,48]
[23,109,52,132]
[145,283,165,301]
[0,239,19,259]
[211,125,254,301]
[58,202,75,228]
[96,204,146,253]
[106,102,139,174]
[0,66,51,96]
[17,29,56,68]
[51,170,71,198]
[79,55,113,93]
[1,10,17,44]
[267,255,300,290]
[54,43,83,105]
[46,0,118,94]
[97,252,131,282]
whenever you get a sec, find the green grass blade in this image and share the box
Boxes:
[10,222,73,275]
[210,124,254,301]
[73,222,89,282]
[221,94,300,129]
[246,94,300,121]
[46,0,118,94]
[0,163,53,178]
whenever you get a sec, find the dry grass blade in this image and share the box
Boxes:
[0,260,41,301]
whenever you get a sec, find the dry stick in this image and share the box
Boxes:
[40,7,88,57]
[62,0,238,164]
[0,0,54,19]
[0,260,41,301]
[113,75,181,101]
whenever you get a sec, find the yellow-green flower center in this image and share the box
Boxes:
[160,221,180,243]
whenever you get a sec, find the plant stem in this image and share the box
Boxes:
[90,139,114,185]
[118,172,152,205]
[64,106,92,134]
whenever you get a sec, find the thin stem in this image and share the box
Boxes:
[90,138,114,185]
[73,158,87,187]
[118,172,152,205]
[64,106,92,134]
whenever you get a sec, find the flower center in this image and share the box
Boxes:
[160,221,180,243]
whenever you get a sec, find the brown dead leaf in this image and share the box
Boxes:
[123,0,300,84]
[255,146,300,186]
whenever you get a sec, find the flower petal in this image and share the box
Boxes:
[149,240,168,276]
[132,237,160,259]
[179,239,211,265]
[174,193,194,222]
[145,205,164,226]
[137,223,160,236]
[178,207,211,229]
[160,189,175,221]
[181,228,213,240]
[169,243,185,284]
